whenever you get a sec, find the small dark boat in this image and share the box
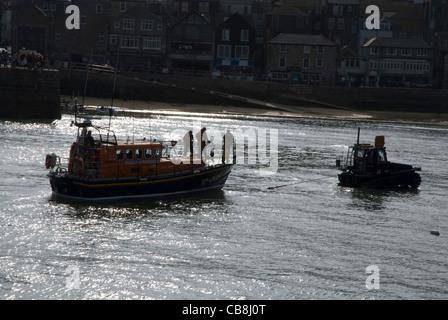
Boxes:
[336,129,421,189]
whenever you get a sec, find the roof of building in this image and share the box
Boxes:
[362,37,432,49]
[341,45,361,58]
[268,33,337,46]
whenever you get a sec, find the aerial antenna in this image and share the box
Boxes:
[106,48,120,143]
[82,49,93,108]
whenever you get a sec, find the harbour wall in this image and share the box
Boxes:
[0,68,61,120]
[59,69,448,114]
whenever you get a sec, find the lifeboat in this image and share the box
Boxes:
[45,117,234,200]
[336,129,421,189]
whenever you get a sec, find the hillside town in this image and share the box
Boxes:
[1,0,448,88]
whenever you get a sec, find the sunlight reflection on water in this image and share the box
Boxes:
[1,112,447,299]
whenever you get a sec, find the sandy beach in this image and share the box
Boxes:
[62,94,448,124]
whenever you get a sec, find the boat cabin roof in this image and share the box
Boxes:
[354,144,374,150]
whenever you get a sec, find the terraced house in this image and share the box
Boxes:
[266,33,337,84]
[108,0,167,72]
[362,37,433,88]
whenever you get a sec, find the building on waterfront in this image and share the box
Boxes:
[6,0,443,87]
[265,0,326,41]
[10,4,49,55]
[266,33,337,84]
[167,12,215,73]
[213,13,256,79]
[428,0,448,88]
[362,37,433,87]
[52,1,109,66]
[326,0,360,51]
[337,44,365,86]
[108,0,167,72]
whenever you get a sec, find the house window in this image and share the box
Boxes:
[417,48,427,56]
[241,29,249,42]
[55,32,61,41]
[141,20,153,31]
[304,46,311,54]
[99,32,105,43]
[217,45,231,58]
[280,44,287,53]
[279,57,286,68]
[235,46,249,59]
[333,5,343,16]
[114,20,120,29]
[222,29,230,41]
[351,20,357,33]
[370,47,379,55]
[387,47,397,55]
[338,18,344,30]
[297,17,304,28]
[121,36,139,49]
[369,59,378,69]
[199,2,209,12]
[50,3,56,11]
[120,2,126,12]
[303,58,310,69]
[181,1,189,12]
[316,58,323,67]
[96,4,102,13]
[317,46,324,54]
[401,48,411,56]
[157,22,163,31]
[380,21,390,31]
[143,37,161,50]
[110,34,117,45]
[346,59,360,68]
[328,18,335,30]
[186,26,199,39]
[123,19,135,30]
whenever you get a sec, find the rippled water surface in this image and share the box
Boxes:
[1,110,447,300]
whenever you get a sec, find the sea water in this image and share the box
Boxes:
[1,110,447,300]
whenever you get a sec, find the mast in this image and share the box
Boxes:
[106,49,120,144]
[82,50,93,108]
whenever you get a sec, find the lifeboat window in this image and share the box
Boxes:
[116,149,124,160]
[354,149,365,158]
[154,148,161,158]
[135,149,143,160]
[144,148,152,159]
[378,150,386,162]
[126,149,133,160]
